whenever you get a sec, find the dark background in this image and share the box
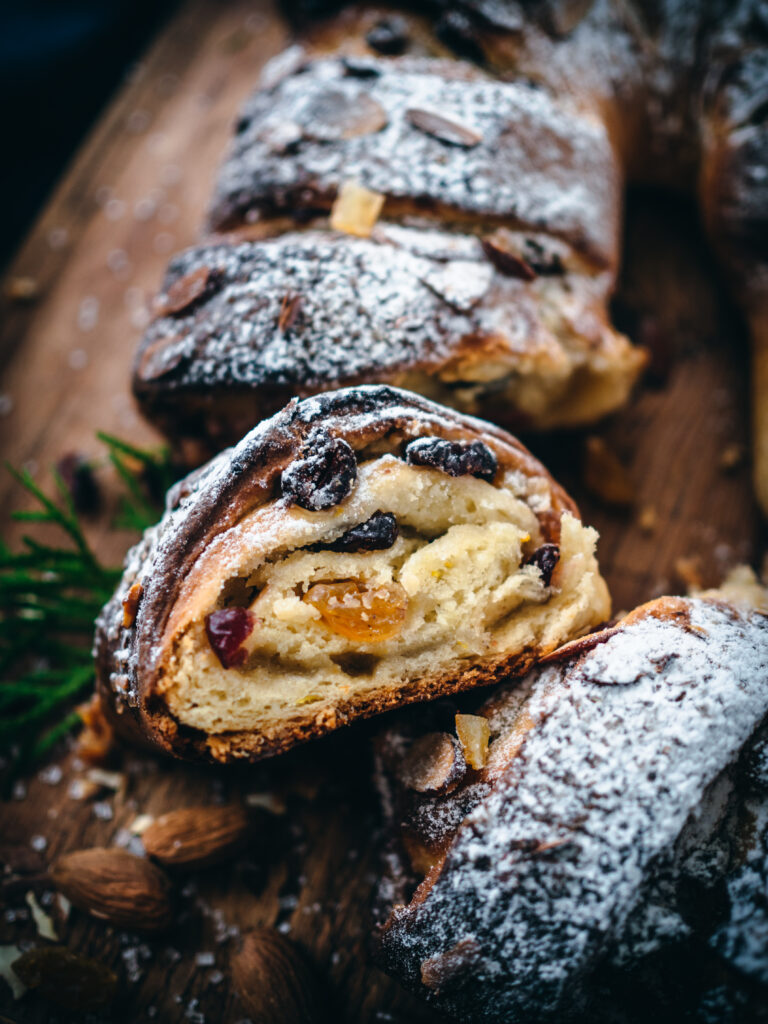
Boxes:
[1,0,180,271]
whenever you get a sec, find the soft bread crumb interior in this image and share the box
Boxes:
[160,458,609,739]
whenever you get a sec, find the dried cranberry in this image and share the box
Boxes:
[365,16,410,55]
[328,511,398,552]
[281,434,357,511]
[525,544,560,586]
[404,437,497,482]
[205,608,255,668]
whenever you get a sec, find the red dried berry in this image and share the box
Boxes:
[281,435,357,511]
[404,437,497,482]
[205,608,255,668]
[525,544,560,586]
[328,511,398,552]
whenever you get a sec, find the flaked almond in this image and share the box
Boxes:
[455,714,491,770]
[481,231,536,280]
[232,928,323,1024]
[121,581,143,627]
[398,732,466,794]
[406,107,482,147]
[301,89,388,141]
[12,946,117,1011]
[330,179,385,237]
[50,848,172,931]
[142,803,252,870]
[421,937,481,994]
[137,335,186,382]
[278,292,302,333]
[154,265,212,317]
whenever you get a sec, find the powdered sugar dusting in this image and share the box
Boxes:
[378,598,768,1022]
[208,56,619,262]
[95,386,561,723]
[135,226,620,405]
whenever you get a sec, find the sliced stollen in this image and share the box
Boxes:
[94,386,609,763]
[132,46,643,458]
[374,572,768,1023]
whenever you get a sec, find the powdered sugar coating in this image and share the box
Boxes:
[208,55,620,263]
[133,226,623,414]
[377,598,768,1022]
[135,230,486,394]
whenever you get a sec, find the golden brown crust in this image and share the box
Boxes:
[95,385,587,763]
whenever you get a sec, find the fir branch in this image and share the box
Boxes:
[0,436,174,778]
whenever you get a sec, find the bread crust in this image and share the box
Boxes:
[95,385,594,763]
[374,592,768,1022]
[133,228,642,454]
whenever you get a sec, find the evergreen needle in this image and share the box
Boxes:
[0,435,174,779]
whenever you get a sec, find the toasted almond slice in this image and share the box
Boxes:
[398,732,466,794]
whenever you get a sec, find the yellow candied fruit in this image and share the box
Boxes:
[455,713,491,769]
[303,579,408,643]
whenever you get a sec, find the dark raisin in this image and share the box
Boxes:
[404,437,497,482]
[525,544,560,586]
[205,608,255,668]
[365,16,410,55]
[328,511,398,552]
[435,12,486,65]
[56,452,101,515]
[281,435,357,510]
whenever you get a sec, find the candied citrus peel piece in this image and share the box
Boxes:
[455,713,491,769]
[303,579,408,642]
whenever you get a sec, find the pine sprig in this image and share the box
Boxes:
[0,437,174,778]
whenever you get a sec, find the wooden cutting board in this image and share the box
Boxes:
[0,1,763,1021]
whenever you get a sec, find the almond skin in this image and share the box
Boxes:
[142,803,253,870]
[232,928,323,1024]
[49,848,172,931]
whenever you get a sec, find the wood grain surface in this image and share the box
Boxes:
[0,1,765,1021]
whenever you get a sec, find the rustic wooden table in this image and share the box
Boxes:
[0,1,764,1021]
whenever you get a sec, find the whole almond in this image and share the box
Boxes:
[142,803,252,870]
[50,848,172,931]
[232,928,323,1024]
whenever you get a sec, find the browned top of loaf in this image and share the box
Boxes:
[206,53,620,265]
[132,226,609,408]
